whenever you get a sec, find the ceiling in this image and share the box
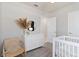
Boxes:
[22,2,73,13]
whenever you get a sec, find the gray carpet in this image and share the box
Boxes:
[26,42,52,57]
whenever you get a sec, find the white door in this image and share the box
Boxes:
[47,17,56,42]
[68,11,79,37]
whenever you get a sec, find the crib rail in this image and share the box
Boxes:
[53,36,79,57]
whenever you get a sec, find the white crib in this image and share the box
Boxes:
[53,36,79,57]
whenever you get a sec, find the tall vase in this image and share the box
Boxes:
[24,29,29,56]
[22,29,27,56]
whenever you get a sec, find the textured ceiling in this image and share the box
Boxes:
[22,2,73,13]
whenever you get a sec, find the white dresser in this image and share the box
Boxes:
[25,33,45,51]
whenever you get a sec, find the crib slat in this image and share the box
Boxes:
[57,42,60,57]
[59,43,62,57]
[63,43,65,57]
[66,45,69,57]
[64,44,66,57]
[61,43,63,57]
[67,45,70,57]
[53,39,55,57]
[77,47,79,57]
[69,45,71,56]
[73,46,75,57]
[74,46,77,57]
[65,44,68,57]
[59,43,61,57]
[59,42,62,57]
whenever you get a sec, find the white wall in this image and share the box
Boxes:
[48,3,79,36]
[1,2,43,39]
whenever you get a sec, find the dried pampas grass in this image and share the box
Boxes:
[16,18,30,29]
